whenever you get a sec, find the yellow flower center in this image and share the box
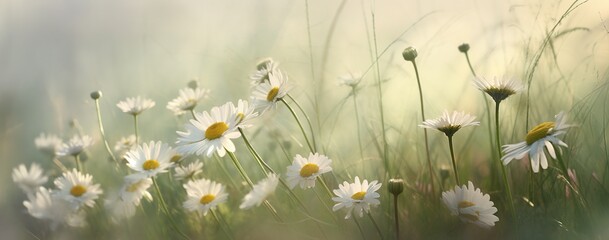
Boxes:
[525,122,555,145]
[351,191,366,200]
[236,113,245,124]
[299,163,320,177]
[205,122,229,140]
[170,154,182,163]
[126,179,147,192]
[70,185,87,197]
[142,159,160,170]
[458,201,475,208]
[199,194,216,205]
[266,87,280,102]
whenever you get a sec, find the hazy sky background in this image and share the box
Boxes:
[1,0,608,237]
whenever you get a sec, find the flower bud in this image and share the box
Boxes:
[188,79,199,89]
[256,58,274,71]
[458,43,470,53]
[388,178,404,196]
[402,47,418,61]
[90,91,102,100]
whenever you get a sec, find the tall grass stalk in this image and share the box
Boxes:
[370,8,390,174]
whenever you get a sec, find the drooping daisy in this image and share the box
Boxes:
[116,96,156,115]
[502,112,573,173]
[332,176,382,219]
[231,99,259,129]
[176,104,241,157]
[251,70,291,112]
[125,141,176,178]
[419,111,480,137]
[174,160,204,181]
[442,181,499,229]
[53,169,103,210]
[118,174,153,203]
[34,133,63,157]
[56,135,94,157]
[240,174,279,209]
[286,153,332,189]
[12,163,48,196]
[338,72,362,88]
[473,76,523,103]
[24,187,87,229]
[183,178,228,215]
[167,87,211,115]
[114,135,137,159]
[250,58,279,85]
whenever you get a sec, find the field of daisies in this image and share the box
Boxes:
[2,0,609,239]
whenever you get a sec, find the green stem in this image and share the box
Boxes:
[319,177,335,199]
[152,178,190,240]
[287,94,317,152]
[367,212,384,240]
[226,151,254,187]
[351,87,366,172]
[371,10,389,175]
[74,155,82,172]
[133,115,140,145]
[393,195,400,239]
[239,128,272,175]
[463,52,477,77]
[494,101,516,220]
[447,136,460,186]
[94,99,119,166]
[411,60,436,198]
[190,109,196,119]
[353,217,366,240]
[210,209,233,240]
[280,98,315,153]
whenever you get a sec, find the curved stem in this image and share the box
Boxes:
[447,136,460,186]
[464,52,477,77]
[280,98,315,153]
[367,212,384,240]
[411,60,436,198]
[210,209,233,240]
[353,217,366,239]
[494,101,516,220]
[239,128,273,175]
[371,10,389,175]
[152,178,190,240]
[189,109,196,119]
[94,99,119,166]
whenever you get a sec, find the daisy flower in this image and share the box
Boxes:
[250,58,279,85]
[251,70,291,112]
[116,96,156,115]
[56,135,93,157]
[332,176,382,219]
[240,174,279,209]
[12,163,48,196]
[174,160,204,181]
[502,112,573,173]
[118,174,153,203]
[53,169,103,210]
[125,141,176,178]
[34,133,63,157]
[419,111,480,137]
[24,187,87,229]
[442,181,499,229]
[473,76,523,103]
[114,135,137,159]
[183,178,228,215]
[338,72,362,88]
[231,99,259,129]
[176,103,240,157]
[167,87,211,115]
[286,153,332,189]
